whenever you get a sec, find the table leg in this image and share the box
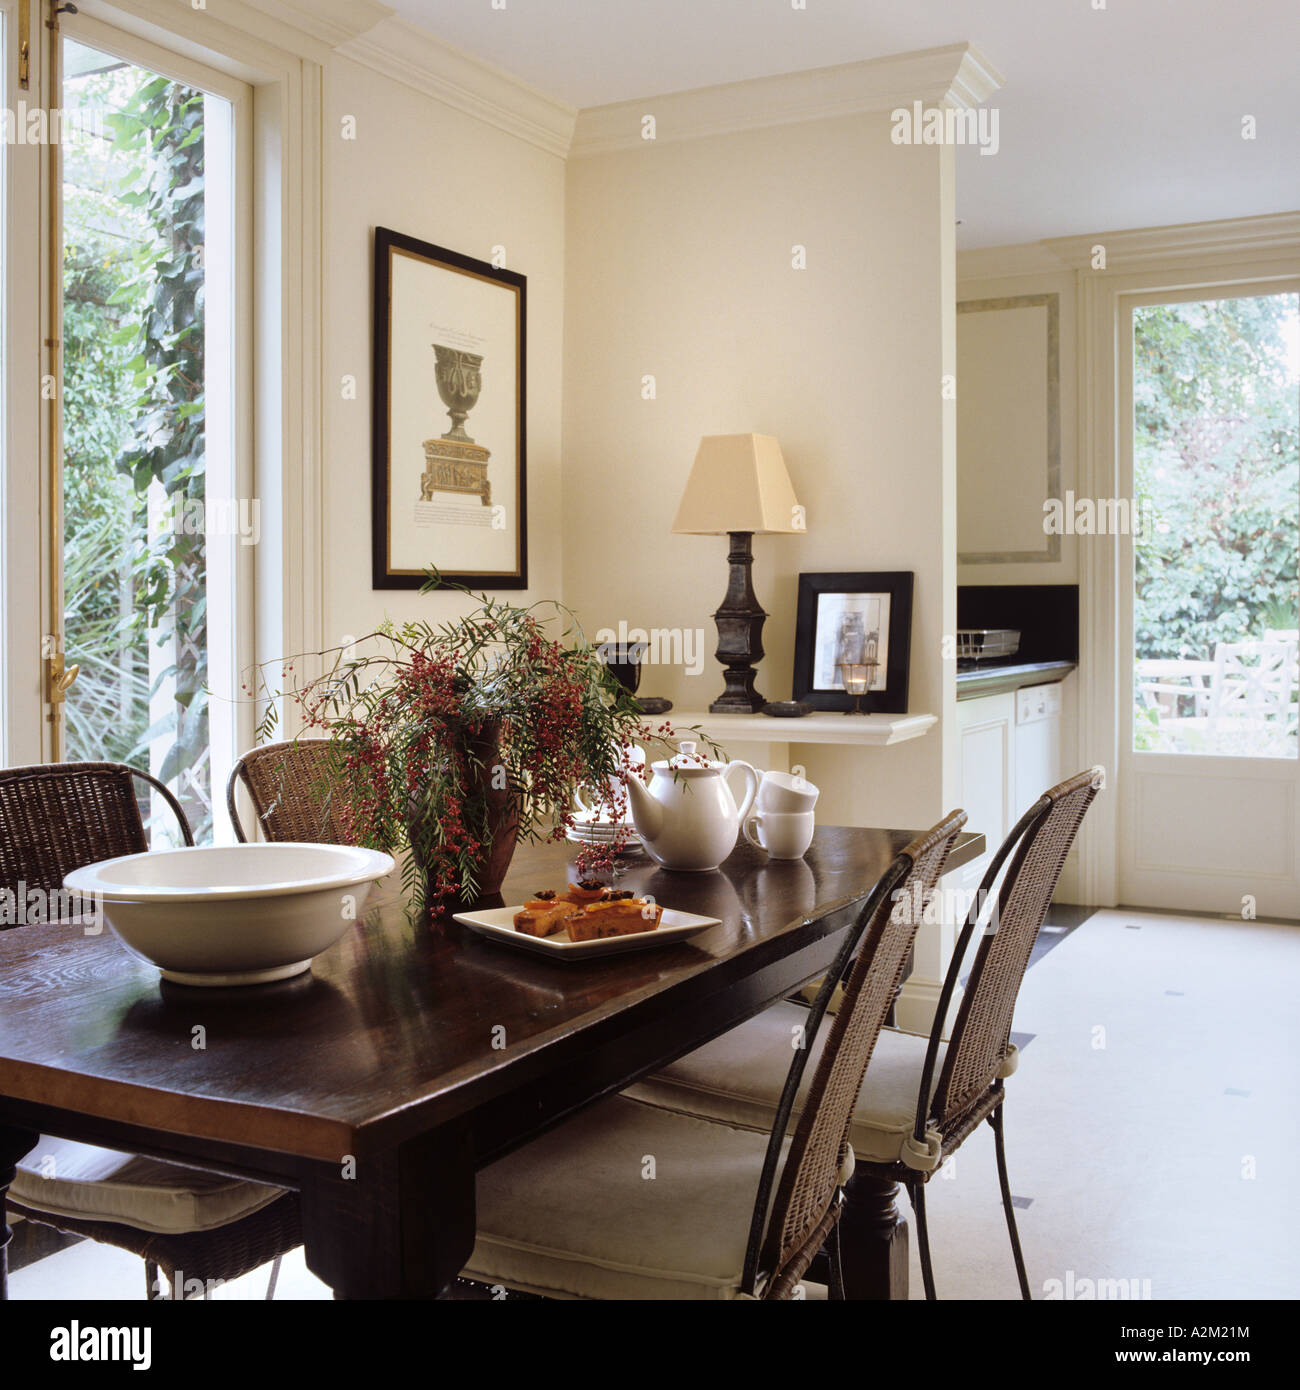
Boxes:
[840,1170,909,1300]
[300,1123,475,1299]
[0,1125,39,1300]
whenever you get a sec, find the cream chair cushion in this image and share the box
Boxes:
[626,1001,945,1166]
[464,1094,797,1300]
[10,1135,285,1235]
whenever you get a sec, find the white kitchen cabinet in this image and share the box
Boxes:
[957,681,1064,892]
[1013,681,1063,821]
[957,691,1016,892]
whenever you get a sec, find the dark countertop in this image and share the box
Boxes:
[956,659,1077,701]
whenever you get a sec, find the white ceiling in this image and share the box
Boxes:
[387,0,1300,249]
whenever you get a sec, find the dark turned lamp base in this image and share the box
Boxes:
[709,530,767,714]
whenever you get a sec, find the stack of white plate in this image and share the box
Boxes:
[564,809,642,852]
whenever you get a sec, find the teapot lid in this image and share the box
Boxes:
[659,739,723,774]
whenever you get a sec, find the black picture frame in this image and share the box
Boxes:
[371,227,528,590]
[793,572,914,713]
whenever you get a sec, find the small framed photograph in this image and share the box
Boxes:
[371,227,527,589]
[793,572,914,712]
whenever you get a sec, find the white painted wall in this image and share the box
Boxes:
[561,112,958,832]
[320,54,567,651]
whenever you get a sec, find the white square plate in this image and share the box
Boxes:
[453,905,722,960]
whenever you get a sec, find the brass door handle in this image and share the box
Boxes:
[18,0,29,89]
[46,652,80,704]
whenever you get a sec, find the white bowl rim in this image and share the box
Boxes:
[63,842,396,902]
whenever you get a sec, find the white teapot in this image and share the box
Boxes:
[624,740,759,872]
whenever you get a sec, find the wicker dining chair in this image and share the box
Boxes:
[0,761,301,1299]
[876,767,1103,1299]
[459,811,966,1300]
[626,768,1103,1300]
[0,760,192,902]
[226,739,355,845]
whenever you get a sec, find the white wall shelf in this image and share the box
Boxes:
[663,711,938,748]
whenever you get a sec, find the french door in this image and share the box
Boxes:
[1,1,253,842]
[1118,281,1300,919]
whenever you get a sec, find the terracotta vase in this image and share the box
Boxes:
[409,722,520,907]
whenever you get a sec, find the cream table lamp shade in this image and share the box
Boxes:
[671,434,802,535]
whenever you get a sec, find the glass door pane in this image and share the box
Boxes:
[60,38,234,840]
[1132,292,1300,759]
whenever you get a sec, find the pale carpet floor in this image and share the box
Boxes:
[11,907,1298,1300]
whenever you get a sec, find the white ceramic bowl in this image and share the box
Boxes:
[64,843,396,987]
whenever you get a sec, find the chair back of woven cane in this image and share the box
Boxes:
[0,761,193,908]
[930,769,1101,1129]
[746,810,967,1297]
[227,739,355,844]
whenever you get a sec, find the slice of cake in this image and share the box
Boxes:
[513,891,582,937]
[566,891,663,942]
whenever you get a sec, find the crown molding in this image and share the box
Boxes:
[956,212,1300,283]
[338,17,577,159]
[1044,211,1300,270]
[570,41,1004,158]
[314,27,1000,163]
[946,44,1005,111]
[236,0,394,50]
[80,0,384,63]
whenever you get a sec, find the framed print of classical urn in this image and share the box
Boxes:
[372,227,527,589]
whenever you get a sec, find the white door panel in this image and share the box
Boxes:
[1,0,51,764]
[2,3,253,841]
[1117,285,1300,921]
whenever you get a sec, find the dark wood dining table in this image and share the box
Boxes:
[0,824,982,1301]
